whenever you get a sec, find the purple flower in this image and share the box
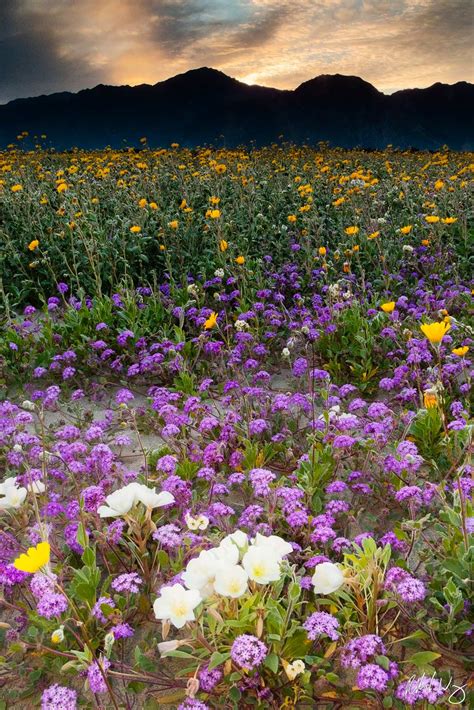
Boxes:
[112,622,134,639]
[249,468,275,497]
[37,592,68,619]
[340,635,386,669]
[111,572,143,594]
[87,657,111,694]
[92,596,116,623]
[230,634,268,670]
[357,663,390,691]
[396,676,445,705]
[41,684,77,709]
[198,663,223,691]
[303,611,340,641]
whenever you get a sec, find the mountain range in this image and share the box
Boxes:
[0,68,472,150]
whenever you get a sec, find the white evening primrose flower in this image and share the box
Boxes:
[133,483,174,509]
[51,626,65,644]
[181,550,221,597]
[97,482,173,518]
[27,480,46,494]
[252,533,293,560]
[242,545,281,584]
[284,659,306,680]
[311,562,344,594]
[213,563,248,598]
[281,347,290,359]
[0,477,27,510]
[185,513,209,530]
[21,400,36,411]
[153,583,201,629]
[221,529,248,551]
[214,268,224,278]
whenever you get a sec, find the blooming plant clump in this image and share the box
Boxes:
[0,144,472,707]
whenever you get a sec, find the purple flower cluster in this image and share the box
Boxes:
[230,634,268,670]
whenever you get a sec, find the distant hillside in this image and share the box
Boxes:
[0,68,472,149]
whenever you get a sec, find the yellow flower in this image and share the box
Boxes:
[318,246,327,256]
[421,239,430,246]
[14,541,50,573]
[28,239,39,251]
[420,321,450,344]
[434,179,444,190]
[344,226,359,236]
[11,184,23,192]
[57,182,68,193]
[210,196,220,205]
[441,217,457,224]
[149,202,158,210]
[215,164,227,174]
[399,225,412,234]
[204,312,218,329]
[159,244,166,251]
[425,215,440,224]
[287,214,297,223]
[367,231,380,240]
[235,255,245,265]
[138,198,147,208]
[423,392,438,409]
[381,301,395,313]
[130,225,141,233]
[452,346,469,357]
[219,239,228,252]
[207,209,221,219]
[168,220,179,230]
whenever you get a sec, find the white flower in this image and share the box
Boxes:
[133,483,174,509]
[311,562,344,594]
[235,320,249,331]
[21,400,35,411]
[27,480,46,494]
[221,529,248,551]
[153,584,201,629]
[281,347,290,359]
[252,533,293,560]
[285,659,305,680]
[0,477,27,510]
[51,626,65,644]
[242,545,281,584]
[98,482,174,518]
[185,513,209,530]
[214,268,224,278]
[187,284,199,297]
[403,244,414,253]
[213,563,248,598]
[181,550,221,597]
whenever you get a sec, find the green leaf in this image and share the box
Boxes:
[263,652,279,673]
[208,651,228,670]
[407,651,441,669]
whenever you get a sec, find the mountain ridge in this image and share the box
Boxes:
[0,67,472,150]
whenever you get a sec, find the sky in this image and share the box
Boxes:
[1,0,473,103]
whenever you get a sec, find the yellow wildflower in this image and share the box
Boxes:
[344,226,359,236]
[219,240,228,252]
[452,346,469,357]
[381,302,395,313]
[130,225,141,233]
[28,240,39,251]
[399,225,412,234]
[420,321,450,344]
[204,312,218,330]
[168,220,179,229]
[235,255,245,265]
[14,541,50,574]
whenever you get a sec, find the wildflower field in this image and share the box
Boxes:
[0,144,473,709]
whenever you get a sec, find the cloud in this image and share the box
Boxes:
[0,0,472,103]
[0,0,105,103]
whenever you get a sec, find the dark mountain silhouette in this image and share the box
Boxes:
[0,67,472,150]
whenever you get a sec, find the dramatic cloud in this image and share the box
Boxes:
[0,0,472,103]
